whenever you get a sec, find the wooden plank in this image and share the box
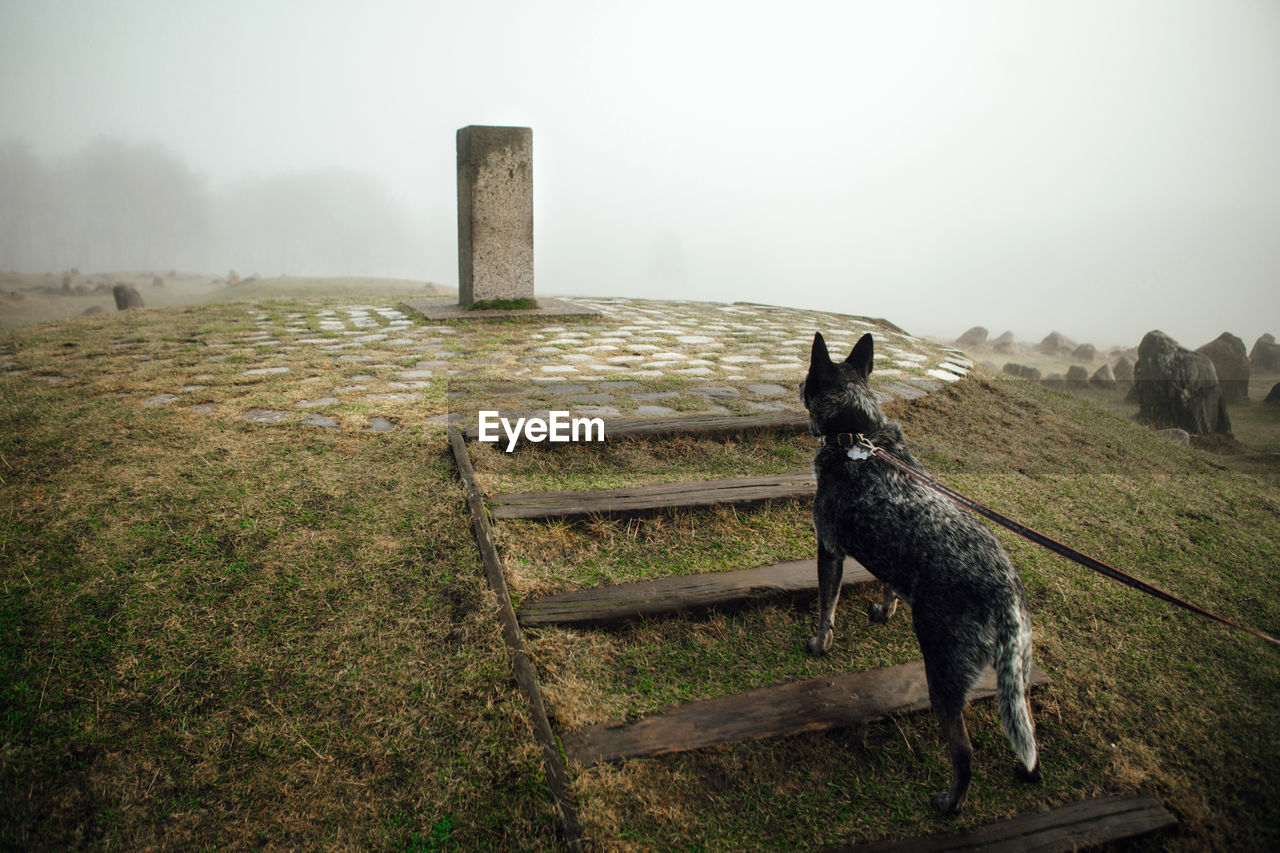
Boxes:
[464,410,809,442]
[446,428,585,852]
[562,659,1050,765]
[826,794,1176,853]
[490,469,815,520]
[518,558,876,626]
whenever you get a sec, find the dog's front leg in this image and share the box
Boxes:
[868,583,899,624]
[807,541,844,656]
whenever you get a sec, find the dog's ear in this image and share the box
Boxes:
[846,333,874,378]
[810,332,836,376]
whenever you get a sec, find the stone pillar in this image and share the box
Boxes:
[457,125,533,306]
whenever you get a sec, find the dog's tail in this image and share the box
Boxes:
[994,600,1039,774]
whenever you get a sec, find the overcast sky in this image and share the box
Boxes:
[2,0,1278,347]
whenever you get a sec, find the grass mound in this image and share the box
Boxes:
[2,300,1277,850]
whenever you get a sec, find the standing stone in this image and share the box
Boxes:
[1038,331,1074,356]
[1090,363,1117,389]
[1134,330,1231,435]
[1070,343,1096,361]
[112,283,144,310]
[1196,332,1250,402]
[954,326,988,349]
[457,125,534,306]
[1002,363,1041,382]
[991,331,1016,354]
[1065,365,1090,387]
[1249,334,1280,371]
[1113,356,1134,384]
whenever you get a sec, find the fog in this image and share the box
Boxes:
[2,0,1278,348]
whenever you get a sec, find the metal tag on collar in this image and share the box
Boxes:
[846,432,877,461]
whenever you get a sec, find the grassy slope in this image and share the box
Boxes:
[0,311,556,850]
[484,377,1280,851]
[2,301,1278,850]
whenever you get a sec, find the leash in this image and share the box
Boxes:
[826,432,1280,648]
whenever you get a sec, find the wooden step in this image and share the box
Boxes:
[518,558,875,626]
[489,470,815,520]
[562,659,1050,765]
[824,794,1176,852]
[465,410,809,443]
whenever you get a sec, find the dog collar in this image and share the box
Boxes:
[818,432,873,461]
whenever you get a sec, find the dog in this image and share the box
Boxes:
[801,331,1041,815]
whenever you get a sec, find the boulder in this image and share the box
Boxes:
[1113,356,1134,384]
[1002,363,1041,382]
[1066,365,1090,387]
[954,326,988,349]
[1134,330,1231,435]
[1196,332,1250,401]
[991,331,1016,354]
[112,283,144,310]
[1038,331,1075,356]
[1250,334,1280,371]
[1263,382,1280,407]
[1070,343,1096,362]
[1041,372,1066,390]
[1090,363,1116,389]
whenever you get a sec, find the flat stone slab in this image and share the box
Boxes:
[241,409,291,425]
[691,386,741,399]
[301,414,338,429]
[364,417,395,432]
[367,392,423,402]
[401,297,601,321]
[745,383,790,397]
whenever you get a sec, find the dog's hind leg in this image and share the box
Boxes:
[807,541,844,656]
[924,660,973,816]
[931,707,973,816]
[867,583,898,624]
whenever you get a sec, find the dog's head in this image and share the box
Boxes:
[800,332,886,437]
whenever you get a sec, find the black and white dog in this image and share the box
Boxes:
[801,331,1041,815]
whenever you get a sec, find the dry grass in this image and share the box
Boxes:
[0,304,555,850]
[495,374,1280,850]
[3,297,1278,850]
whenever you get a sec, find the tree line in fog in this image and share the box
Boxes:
[0,137,426,277]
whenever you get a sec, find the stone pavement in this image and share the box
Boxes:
[1,297,973,435]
